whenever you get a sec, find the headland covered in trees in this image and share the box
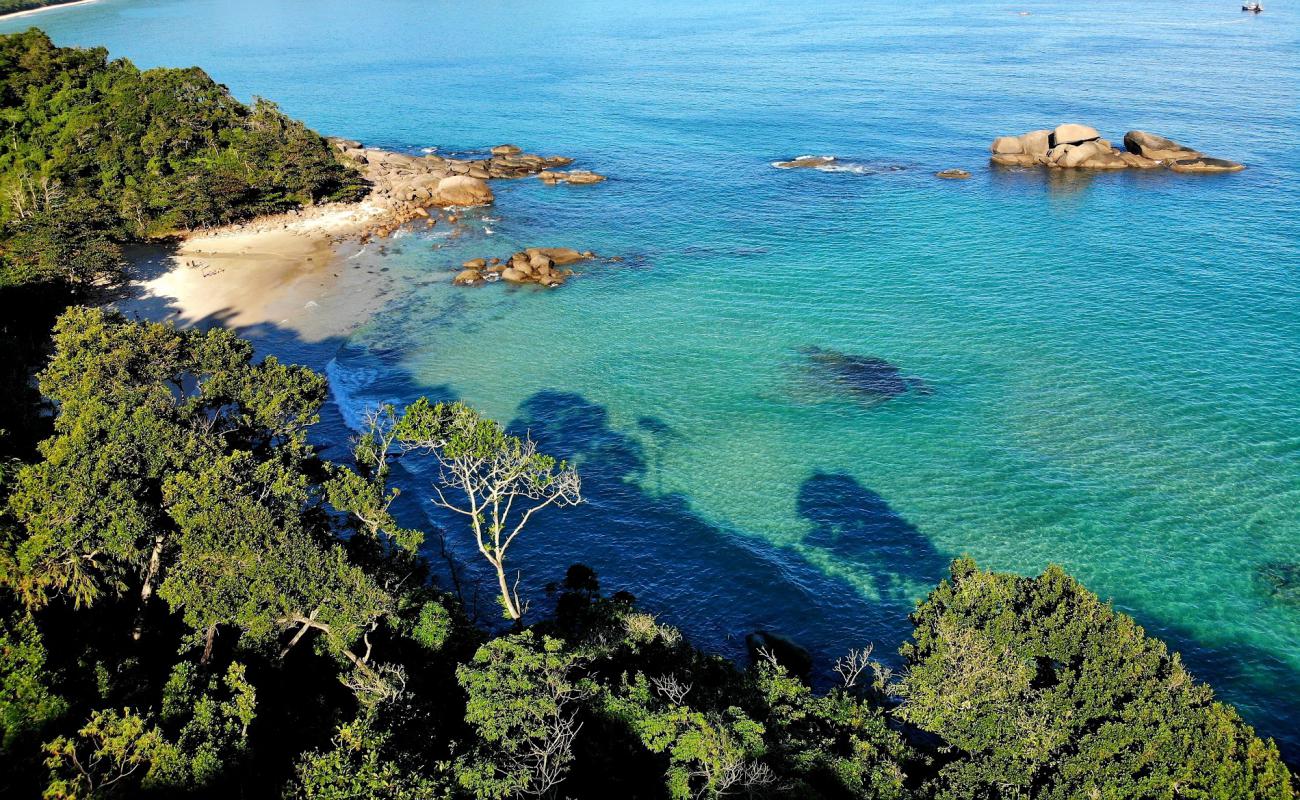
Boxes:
[0,26,1296,800]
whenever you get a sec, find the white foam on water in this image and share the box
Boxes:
[325,356,402,431]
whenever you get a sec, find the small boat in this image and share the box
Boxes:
[1242,2,1263,12]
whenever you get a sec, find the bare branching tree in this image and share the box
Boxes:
[834,645,875,688]
[650,673,693,705]
[395,399,581,622]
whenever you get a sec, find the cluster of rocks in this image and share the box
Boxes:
[326,139,607,238]
[453,247,596,288]
[990,125,1244,173]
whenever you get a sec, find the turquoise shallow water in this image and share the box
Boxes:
[11,0,1300,756]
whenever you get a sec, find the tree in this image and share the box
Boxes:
[456,631,586,799]
[0,603,67,754]
[897,557,1296,800]
[41,708,178,799]
[394,399,581,623]
[289,708,453,800]
[751,654,911,800]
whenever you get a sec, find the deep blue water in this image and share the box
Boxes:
[9,0,1300,757]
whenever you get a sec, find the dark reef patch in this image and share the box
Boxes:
[1256,561,1300,607]
[797,346,931,406]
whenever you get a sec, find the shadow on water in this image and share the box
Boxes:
[107,288,1300,759]
[505,389,931,681]
[797,471,947,610]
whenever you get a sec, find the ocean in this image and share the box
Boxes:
[8,0,1298,756]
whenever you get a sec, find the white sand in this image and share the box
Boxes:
[0,0,100,21]
[121,201,395,342]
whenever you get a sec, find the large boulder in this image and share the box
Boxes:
[1167,157,1245,173]
[491,144,522,155]
[935,168,972,179]
[1050,123,1101,147]
[433,176,494,206]
[991,136,1024,154]
[1060,140,1105,168]
[564,170,607,184]
[453,269,483,286]
[1017,129,1052,157]
[1123,130,1201,161]
[530,247,587,265]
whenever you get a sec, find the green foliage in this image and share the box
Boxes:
[42,707,179,799]
[457,631,586,799]
[604,672,772,800]
[898,557,1296,800]
[0,603,66,752]
[149,661,257,789]
[412,600,454,653]
[753,660,911,799]
[1,311,1295,800]
[288,709,452,800]
[0,29,363,245]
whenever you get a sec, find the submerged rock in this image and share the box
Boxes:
[746,631,813,679]
[799,346,930,405]
[1256,562,1300,606]
[773,155,837,169]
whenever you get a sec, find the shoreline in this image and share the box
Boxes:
[116,141,597,341]
[116,199,396,342]
[0,0,99,21]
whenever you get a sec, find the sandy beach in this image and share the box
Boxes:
[0,0,99,21]
[118,200,395,343]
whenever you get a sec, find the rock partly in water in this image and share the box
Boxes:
[987,125,1243,174]
[935,168,972,179]
[538,169,608,185]
[746,631,813,679]
[991,136,1024,155]
[433,175,494,206]
[1122,130,1201,162]
[773,155,837,169]
[453,247,597,289]
[1167,156,1246,173]
[799,346,930,406]
[453,269,483,286]
[991,152,1038,168]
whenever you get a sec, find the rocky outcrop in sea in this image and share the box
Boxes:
[326,139,607,239]
[989,125,1244,173]
[453,247,597,288]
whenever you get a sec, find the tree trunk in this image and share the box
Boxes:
[131,534,166,641]
[200,624,218,665]
[494,560,521,622]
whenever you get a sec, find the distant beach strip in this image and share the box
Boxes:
[0,0,99,21]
